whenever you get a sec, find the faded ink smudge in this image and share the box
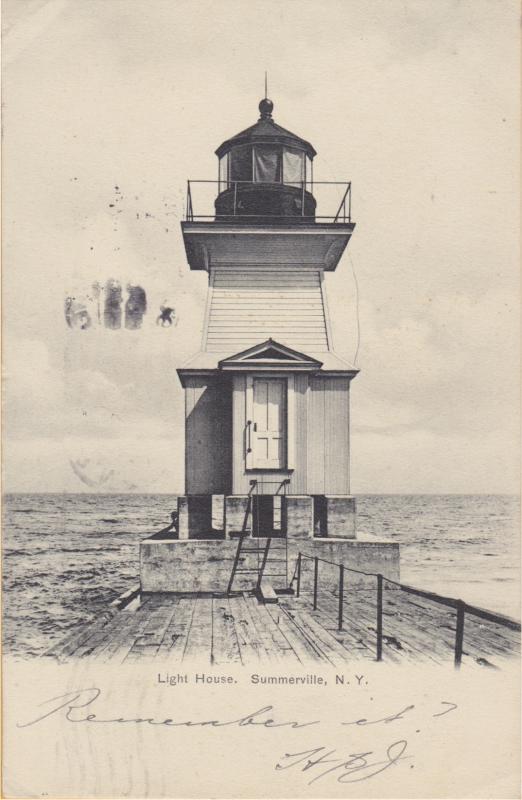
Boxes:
[104,280,122,330]
[125,284,147,330]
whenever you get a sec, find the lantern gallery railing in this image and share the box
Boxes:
[185,179,352,224]
[292,552,521,668]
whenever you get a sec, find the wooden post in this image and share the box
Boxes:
[376,574,383,661]
[338,564,344,631]
[296,553,301,598]
[454,601,465,668]
[313,557,319,610]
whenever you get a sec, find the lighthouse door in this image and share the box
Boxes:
[251,378,286,469]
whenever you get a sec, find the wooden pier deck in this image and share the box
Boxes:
[45,589,520,669]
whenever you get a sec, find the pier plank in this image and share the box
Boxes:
[236,593,273,664]
[279,601,367,665]
[244,595,299,664]
[264,603,326,664]
[99,603,160,663]
[229,595,271,665]
[157,596,198,662]
[124,597,180,663]
[211,597,243,665]
[294,593,380,657]
[346,591,445,664]
[48,618,110,661]
[182,594,213,663]
[258,605,303,664]
[66,597,154,661]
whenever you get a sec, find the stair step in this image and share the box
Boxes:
[256,582,279,605]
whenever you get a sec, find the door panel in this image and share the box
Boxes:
[252,378,286,469]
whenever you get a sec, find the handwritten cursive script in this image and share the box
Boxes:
[17,688,318,730]
[276,739,410,785]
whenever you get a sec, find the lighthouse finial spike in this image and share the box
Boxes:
[259,73,273,120]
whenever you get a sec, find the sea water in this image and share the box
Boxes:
[2,493,519,657]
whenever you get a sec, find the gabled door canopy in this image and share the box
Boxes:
[218,339,323,372]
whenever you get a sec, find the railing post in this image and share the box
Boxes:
[313,557,319,610]
[338,564,344,631]
[454,601,465,668]
[296,553,301,598]
[376,574,383,661]
[348,182,351,223]
[233,182,238,216]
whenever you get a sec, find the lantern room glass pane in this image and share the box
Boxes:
[253,145,281,183]
[219,154,229,190]
[306,155,313,191]
[229,145,252,182]
[282,148,304,187]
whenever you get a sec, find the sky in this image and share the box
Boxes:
[2,0,520,494]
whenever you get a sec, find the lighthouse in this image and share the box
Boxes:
[140,97,399,594]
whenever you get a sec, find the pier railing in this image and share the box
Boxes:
[294,552,521,668]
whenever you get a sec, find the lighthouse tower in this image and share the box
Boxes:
[140,97,399,593]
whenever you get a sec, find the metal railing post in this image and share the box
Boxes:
[313,557,319,610]
[454,601,465,668]
[296,553,301,598]
[376,574,383,661]
[338,564,344,631]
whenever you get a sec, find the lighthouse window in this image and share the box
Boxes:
[218,153,229,190]
[282,147,304,187]
[253,145,281,183]
[306,155,313,191]
[229,145,252,182]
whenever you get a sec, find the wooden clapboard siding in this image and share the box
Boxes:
[292,374,308,494]
[232,374,247,493]
[307,376,350,494]
[307,376,326,494]
[205,269,328,352]
[185,376,232,494]
[324,378,350,494]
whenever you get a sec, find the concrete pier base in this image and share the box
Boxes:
[177,495,214,539]
[324,495,356,538]
[224,495,249,537]
[283,495,313,539]
[140,536,399,593]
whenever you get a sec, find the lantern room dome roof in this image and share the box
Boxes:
[215,98,317,159]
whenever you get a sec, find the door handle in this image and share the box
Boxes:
[246,420,252,454]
